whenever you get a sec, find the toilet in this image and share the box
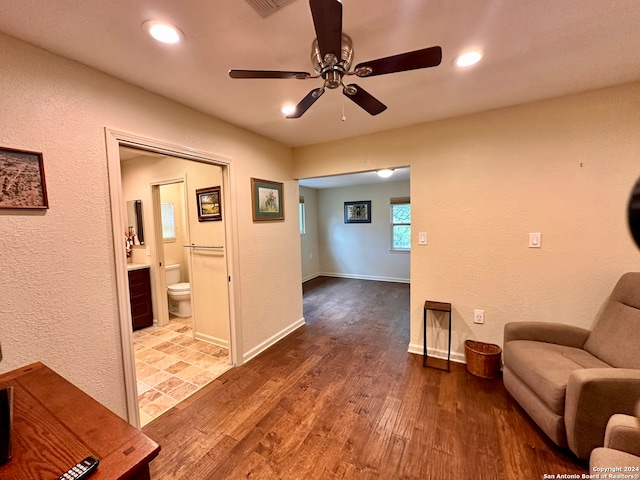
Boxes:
[166,264,191,317]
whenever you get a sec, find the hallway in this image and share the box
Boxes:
[142,277,586,479]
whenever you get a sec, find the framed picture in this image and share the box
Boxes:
[251,178,284,221]
[196,186,222,222]
[344,200,371,223]
[0,146,49,209]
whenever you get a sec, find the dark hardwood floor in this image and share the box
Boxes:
[143,276,588,479]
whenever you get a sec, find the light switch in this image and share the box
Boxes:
[528,233,541,248]
[418,232,427,245]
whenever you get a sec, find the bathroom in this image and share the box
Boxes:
[120,147,232,425]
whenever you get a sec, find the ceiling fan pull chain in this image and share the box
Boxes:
[341,99,346,122]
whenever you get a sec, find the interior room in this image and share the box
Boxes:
[121,147,233,426]
[0,0,639,478]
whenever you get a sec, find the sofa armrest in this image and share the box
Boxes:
[565,368,640,459]
[504,322,591,348]
[604,414,640,457]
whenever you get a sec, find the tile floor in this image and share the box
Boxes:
[133,316,231,426]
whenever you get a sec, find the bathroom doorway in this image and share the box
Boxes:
[106,128,241,427]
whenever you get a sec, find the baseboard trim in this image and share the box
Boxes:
[407,343,466,364]
[194,332,229,349]
[302,272,321,283]
[319,272,410,284]
[243,318,306,364]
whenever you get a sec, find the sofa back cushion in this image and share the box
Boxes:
[583,272,640,369]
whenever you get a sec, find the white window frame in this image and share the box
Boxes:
[161,202,176,242]
[390,200,411,252]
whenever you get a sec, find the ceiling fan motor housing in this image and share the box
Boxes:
[311,33,353,88]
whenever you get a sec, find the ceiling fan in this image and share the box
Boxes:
[229,0,442,118]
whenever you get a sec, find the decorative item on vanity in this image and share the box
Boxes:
[125,228,135,262]
[166,264,191,317]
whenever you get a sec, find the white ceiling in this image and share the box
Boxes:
[299,167,410,189]
[1,0,639,150]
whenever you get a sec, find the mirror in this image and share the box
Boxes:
[126,199,145,245]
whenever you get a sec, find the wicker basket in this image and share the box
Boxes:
[464,340,502,378]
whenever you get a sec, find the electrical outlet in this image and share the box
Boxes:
[474,309,485,324]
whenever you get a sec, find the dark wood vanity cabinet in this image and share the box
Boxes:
[128,266,153,330]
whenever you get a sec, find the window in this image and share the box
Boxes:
[299,196,306,234]
[391,198,411,250]
[161,202,176,241]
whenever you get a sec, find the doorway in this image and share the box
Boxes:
[106,128,242,427]
[128,178,231,425]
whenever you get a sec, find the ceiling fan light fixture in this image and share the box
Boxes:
[144,20,184,44]
[281,105,296,116]
[377,169,394,178]
[455,50,482,67]
[230,0,441,118]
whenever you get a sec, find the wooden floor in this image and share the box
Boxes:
[143,276,588,479]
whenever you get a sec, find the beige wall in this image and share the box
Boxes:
[0,32,303,417]
[300,186,320,281]
[316,181,410,282]
[294,82,640,361]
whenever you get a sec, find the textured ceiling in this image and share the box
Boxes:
[0,0,639,148]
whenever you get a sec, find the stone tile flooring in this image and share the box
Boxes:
[133,317,231,426]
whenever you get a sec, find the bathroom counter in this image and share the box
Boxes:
[127,263,150,271]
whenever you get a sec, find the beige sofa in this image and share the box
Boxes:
[503,272,640,459]
[590,402,640,473]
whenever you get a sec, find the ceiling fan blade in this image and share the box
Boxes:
[342,84,387,116]
[309,0,342,61]
[229,70,311,79]
[354,46,442,77]
[286,88,325,119]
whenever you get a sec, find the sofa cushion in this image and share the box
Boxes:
[590,448,640,474]
[504,340,611,415]
[583,272,640,369]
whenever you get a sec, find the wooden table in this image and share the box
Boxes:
[0,362,160,479]
[423,300,452,371]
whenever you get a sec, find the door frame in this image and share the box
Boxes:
[105,127,243,426]
[150,178,188,329]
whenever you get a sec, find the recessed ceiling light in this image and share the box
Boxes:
[455,50,482,67]
[281,105,296,116]
[144,20,184,44]
[377,169,394,178]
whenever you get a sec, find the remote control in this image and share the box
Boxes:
[56,456,99,480]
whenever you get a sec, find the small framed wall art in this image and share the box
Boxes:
[0,146,49,209]
[344,200,371,223]
[251,178,284,221]
[196,186,222,222]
